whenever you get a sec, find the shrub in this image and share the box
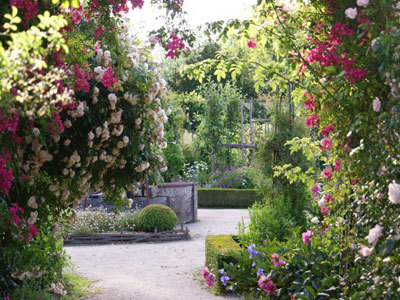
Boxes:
[205,235,241,292]
[198,188,263,208]
[209,167,257,189]
[136,204,178,232]
[239,195,295,245]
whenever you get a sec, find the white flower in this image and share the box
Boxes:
[117,141,124,149]
[388,181,400,204]
[357,0,369,8]
[28,211,38,225]
[345,7,357,19]
[135,118,142,126]
[95,127,102,136]
[318,198,326,207]
[372,97,381,112]
[88,131,94,140]
[166,108,172,116]
[123,136,129,144]
[32,127,40,137]
[311,217,319,224]
[64,119,72,128]
[366,224,383,245]
[28,196,38,209]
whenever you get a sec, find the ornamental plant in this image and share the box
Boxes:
[0,0,186,296]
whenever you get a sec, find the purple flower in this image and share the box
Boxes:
[220,275,230,286]
[257,268,264,276]
[219,269,225,274]
[228,286,234,291]
[252,261,256,267]
[248,244,259,259]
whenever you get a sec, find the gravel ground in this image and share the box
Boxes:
[65,209,250,300]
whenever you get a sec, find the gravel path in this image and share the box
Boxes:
[65,209,249,300]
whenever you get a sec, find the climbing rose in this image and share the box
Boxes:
[102,67,117,87]
[358,245,373,257]
[320,205,328,215]
[357,0,369,8]
[388,181,400,204]
[302,230,312,244]
[258,275,276,295]
[247,37,257,48]
[345,7,357,19]
[366,224,383,246]
[323,168,332,180]
[373,97,381,112]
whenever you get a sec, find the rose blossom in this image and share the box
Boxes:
[366,224,383,245]
[302,230,312,244]
[345,7,357,19]
[357,0,369,8]
[358,245,373,257]
[388,181,400,204]
[373,97,381,112]
[311,217,319,224]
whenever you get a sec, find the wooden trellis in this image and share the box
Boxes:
[210,81,296,172]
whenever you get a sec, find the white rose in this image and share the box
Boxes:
[28,196,38,209]
[311,217,319,224]
[357,0,369,8]
[372,97,381,112]
[32,127,40,136]
[388,181,400,204]
[123,136,129,144]
[28,212,38,224]
[135,118,142,126]
[318,198,326,207]
[88,132,94,140]
[366,224,383,245]
[64,119,72,128]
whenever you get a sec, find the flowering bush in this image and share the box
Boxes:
[0,0,180,296]
[209,166,256,189]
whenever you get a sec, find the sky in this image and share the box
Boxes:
[129,0,257,38]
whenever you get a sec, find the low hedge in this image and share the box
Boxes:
[198,188,263,208]
[205,234,241,293]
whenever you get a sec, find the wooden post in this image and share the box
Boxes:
[240,100,245,167]
[288,81,292,126]
[211,146,215,173]
[249,100,255,165]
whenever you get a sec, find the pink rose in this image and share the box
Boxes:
[388,181,400,204]
[372,97,381,112]
[357,0,369,8]
[345,7,357,19]
[302,230,312,245]
[366,224,383,245]
[358,245,373,257]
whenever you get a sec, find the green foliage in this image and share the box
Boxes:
[209,166,257,189]
[220,227,341,299]
[198,188,262,208]
[136,204,178,232]
[256,111,311,229]
[239,196,295,245]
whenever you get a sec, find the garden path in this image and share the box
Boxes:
[65,208,249,300]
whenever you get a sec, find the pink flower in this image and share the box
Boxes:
[320,137,332,151]
[258,275,276,295]
[271,253,286,267]
[202,267,216,287]
[247,37,257,48]
[149,35,160,44]
[320,205,328,215]
[305,114,320,128]
[366,224,383,246]
[74,64,90,93]
[0,158,13,196]
[372,97,381,112]
[320,123,334,137]
[334,159,341,172]
[102,67,117,87]
[95,27,104,37]
[323,168,332,180]
[345,7,357,19]
[302,230,312,244]
[131,0,144,9]
[357,0,369,8]
[388,181,400,204]
[358,245,373,257]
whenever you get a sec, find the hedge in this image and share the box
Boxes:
[205,234,241,292]
[198,188,263,208]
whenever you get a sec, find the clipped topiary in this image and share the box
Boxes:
[137,204,178,232]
